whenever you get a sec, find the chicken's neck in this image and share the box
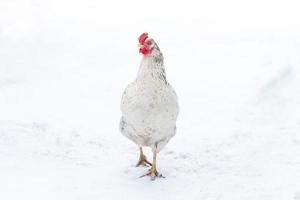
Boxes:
[136,55,168,86]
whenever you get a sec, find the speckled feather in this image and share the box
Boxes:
[120,37,179,152]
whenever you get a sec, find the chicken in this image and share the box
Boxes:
[119,33,179,179]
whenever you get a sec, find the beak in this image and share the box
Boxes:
[137,43,144,48]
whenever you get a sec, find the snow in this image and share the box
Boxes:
[1,0,300,199]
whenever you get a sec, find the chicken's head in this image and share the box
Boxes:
[138,32,156,56]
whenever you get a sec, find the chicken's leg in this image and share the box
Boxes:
[140,149,164,179]
[136,147,152,167]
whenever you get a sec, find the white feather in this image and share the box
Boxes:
[120,44,179,152]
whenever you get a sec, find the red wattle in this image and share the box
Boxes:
[139,47,151,55]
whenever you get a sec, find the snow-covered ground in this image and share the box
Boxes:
[1,0,300,199]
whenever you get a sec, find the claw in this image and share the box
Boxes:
[140,168,165,180]
[136,155,152,167]
[136,160,152,167]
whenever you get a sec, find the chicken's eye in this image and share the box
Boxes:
[147,41,152,46]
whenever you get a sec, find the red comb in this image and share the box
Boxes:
[138,32,148,44]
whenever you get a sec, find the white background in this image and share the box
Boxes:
[0,0,300,199]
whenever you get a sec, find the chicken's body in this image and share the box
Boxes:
[120,33,179,179]
[120,56,178,151]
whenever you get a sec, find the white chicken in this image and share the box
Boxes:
[120,33,179,179]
